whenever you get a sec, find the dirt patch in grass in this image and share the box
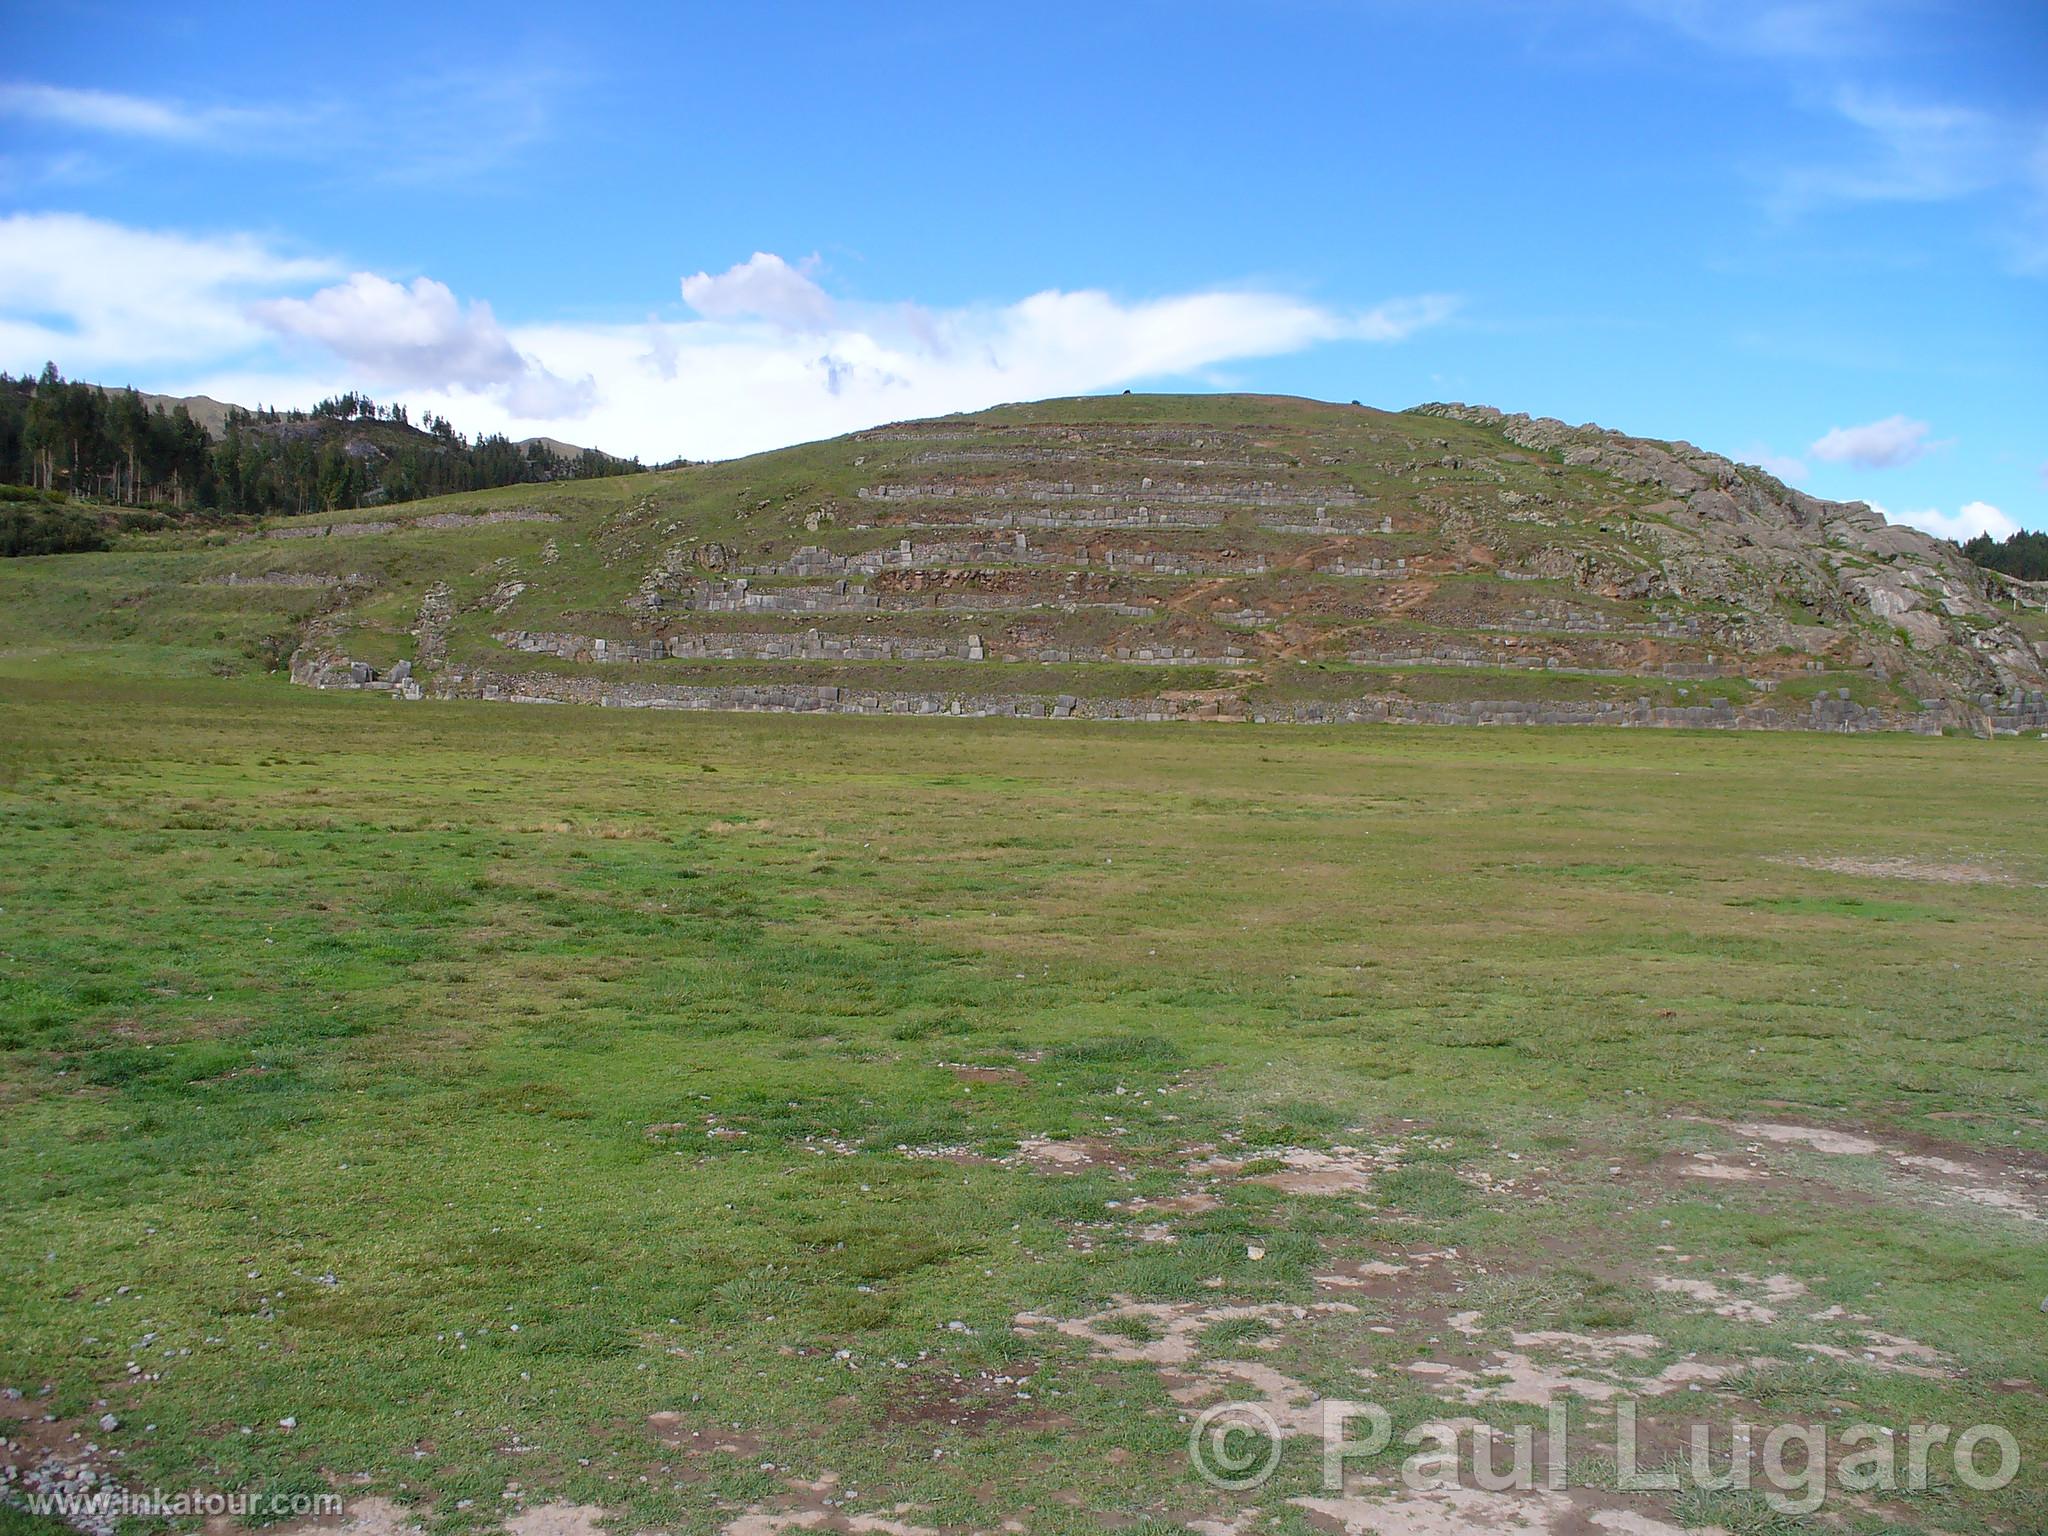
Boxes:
[1403,1335,1770,1408]
[941,1063,1028,1086]
[1194,1143,1395,1196]
[1126,1190,1221,1216]
[1008,1135,1131,1173]
[1769,853,2017,885]
[875,1359,1063,1434]
[1784,1330,1954,1378]
[1661,1147,1769,1182]
[1732,1119,1881,1155]
[1015,1295,1359,1435]
[1891,1151,2048,1220]
[266,1497,426,1536]
[504,1504,612,1536]
[1650,1270,1806,1324]
[720,1472,943,1536]
[1313,1247,1462,1302]
[1722,1119,2048,1222]
[1292,1481,1703,1536]
[645,1412,765,1458]
[1017,1296,1347,1370]
[1,1392,133,1536]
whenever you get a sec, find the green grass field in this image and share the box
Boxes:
[2,664,2045,1534]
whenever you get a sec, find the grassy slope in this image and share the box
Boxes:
[1,662,2044,1534]
[4,391,1909,719]
[0,395,2041,1533]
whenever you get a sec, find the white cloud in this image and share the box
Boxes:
[0,148,105,196]
[252,273,592,419]
[0,70,568,185]
[366,66,572,187]
[1355,294,1460,342]
[204,268,1455,460]
[0,211,336,373]
[6,219,1456,460]
[0,217,588,421]
[430,275,1458,460]
[0,82,269,141]
[1746,446,1810,483]
[1809,413,1933,469]
[1787,88,2006,206]
[2015,132,2048,275]
[1870,498,2017,543]
[1765,85,2048,278]
[1610,0,2048,280]
[255,275,521,388]
[682,253,836,330]
[1622,1,1892,61]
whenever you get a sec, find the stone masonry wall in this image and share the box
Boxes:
[418,663,1962,734]
[494,629,1252,668]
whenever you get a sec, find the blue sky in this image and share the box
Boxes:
[1,0,2043,537]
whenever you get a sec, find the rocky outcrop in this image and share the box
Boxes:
[1414,403,2045,699]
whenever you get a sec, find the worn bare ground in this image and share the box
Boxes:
[1291,1482,1714,1536]
[1767,853,2018,885]
[1722,1119,2048,1222]
[18,1117,2024,1536]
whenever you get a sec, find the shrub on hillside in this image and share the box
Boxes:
[0,482,68,505]
[1,504,109,556]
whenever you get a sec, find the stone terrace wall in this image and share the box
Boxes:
[290,652,421,699]
[495,628,1252,668]
[1312,555,1409,576]
[645,579,1155,618]
[207,570,368,588]
[260,508,558,540]
[1986,692,2048,733]
[1476,606,1699,639]
[859,479,1366,510]
[430,664,1958,733]
[1344,644,1739,680]
[740,538,1375,579]
[1257,512,1395,536]
[499,628,972,664]
[860,500,1230,531]
[908,447,1292,471]
[695,582,880,614]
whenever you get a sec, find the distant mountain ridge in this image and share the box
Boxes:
[0,368,642,517]
[107,388,239,440]
[90,384,613,462]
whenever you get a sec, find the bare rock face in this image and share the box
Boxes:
[1414,403,2045,700]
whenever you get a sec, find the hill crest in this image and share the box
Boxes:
[15,391,2045,734]
[90,385,613,463]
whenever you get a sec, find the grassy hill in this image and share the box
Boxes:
[4,394,2048,1533]
[3,391,2045,733]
